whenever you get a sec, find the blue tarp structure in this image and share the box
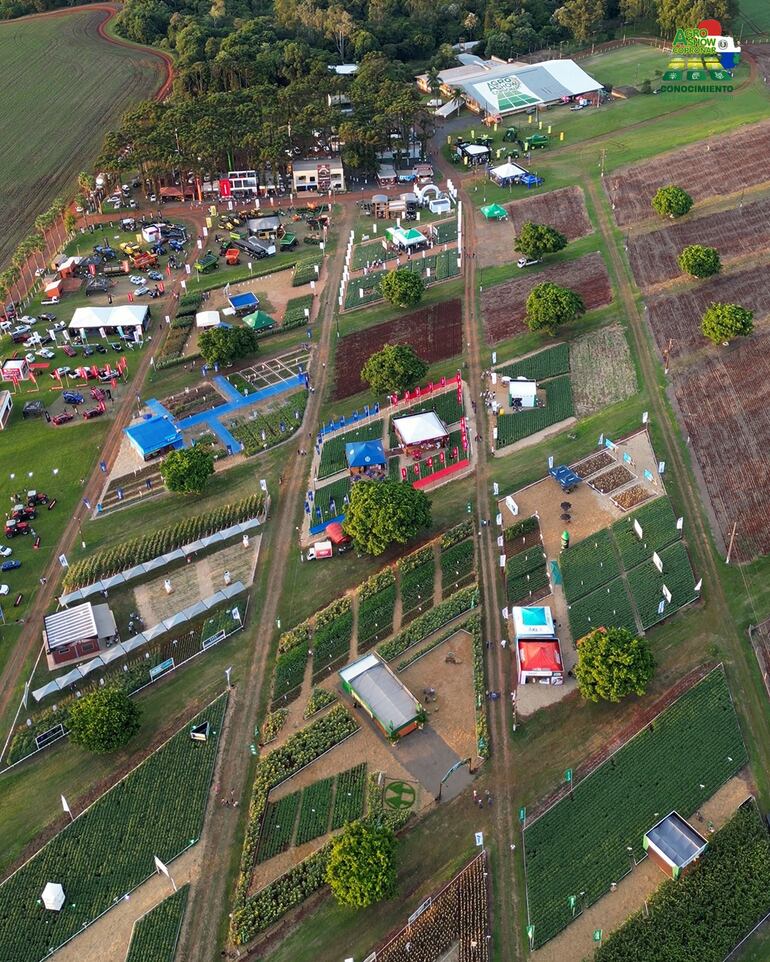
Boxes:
[549,465,581,492]
[521,173,544,188]
[346,440,386,468]
[124,415,184,459]
[228,291,259,313]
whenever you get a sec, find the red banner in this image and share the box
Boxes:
[456,371,461,384]
[401,467,407,480]
[88,263,96,276]
[427,457,433,467]
[159,282,165,294]
[219,178,232,198]
[91,366,98,377]
[452,446,458,459]
[413,463,421,477]
[439,450,445,464]
[440,376,446,387]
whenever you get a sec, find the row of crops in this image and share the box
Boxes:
[441,538,476,595]
[497,343,570,382]
[292,257,322,286]
[283,294,314,329]
[62,494,265,590]
[496,376,574,448]
[0,698,226,962]
[506,543,549,606]
[232,392,307,455]
[317,420,384,479]
[595,803,770,962]
[400,550,436,620]
[524,669,747,948]
[358,575,397,651]
[312,598,353,680]
[125,885,190,962]
[313,477,351,518]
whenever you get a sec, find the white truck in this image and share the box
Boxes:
[306,539,333,560]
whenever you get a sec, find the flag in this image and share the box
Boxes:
[127,291,134,302]
[593,930,603,943]
[61,795,70,815]
[166,264,171,276]
[694,578,703,592]
[159,281,165,293]
[91,366,98,378]
[53,369,60,382]
[154,856,170,877]
[676,516,683,530]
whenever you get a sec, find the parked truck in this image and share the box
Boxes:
[130,251,159,269]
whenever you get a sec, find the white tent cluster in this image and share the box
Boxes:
[58,518,261,606]
[33,582,245,702]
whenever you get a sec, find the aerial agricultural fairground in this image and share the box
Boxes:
[5,2,770,961]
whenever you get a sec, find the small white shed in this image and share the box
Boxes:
[41,882,65,911]
[507,377,537,408]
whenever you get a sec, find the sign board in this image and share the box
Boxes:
[259,478,268,492]
[623,451,632,464]
[652,551,663,573]
[658,461,666,474]
[643,469,654,482]
[657,599,665,615]
[499,554,506,568]
[676,516,684,530]
[505,495,519,517]
[548,455,554,469]
[474,832,484,847]
[149,657,175,680]
[202,629,226,649]
[633,519,643,540]
[190,721,210,743]
[408,896,432,926]
[662,584,672,603]
[565,768,573,782]
[604,438,617,451]
[35,723,66,750]
[493,482,499,496]
[519,806,527,823]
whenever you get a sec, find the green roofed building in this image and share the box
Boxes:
[481,203,508,220]
[339,653,422,739]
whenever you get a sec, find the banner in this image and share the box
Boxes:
[154,856,170,877]
[61,795,70,814]
[652,551,663,573]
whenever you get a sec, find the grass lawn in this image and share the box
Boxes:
[735,0,770,36]
[0,10,165,267]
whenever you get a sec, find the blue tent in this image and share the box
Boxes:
[345,440,386,469]
[124,415,184,460]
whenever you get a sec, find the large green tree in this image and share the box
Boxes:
[326,821,398,907]
[553,0,606,42]
[378,269,425,309]
[160,445,215,494]
[68,686,142,754]
[515,222,568,261]
[678,245,721,279]
[651,185,693,219]
[701,302,754,346]
[575,627,655,703]
[198,326,260,366]
[655,0,732,36]
[343,480,431,555]
[361,343,428,396]
[525,282,584,335]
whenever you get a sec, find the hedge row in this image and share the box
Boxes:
[441,520,474,549]
[468,613,490,758]
[378,585,478,662]
[398,544,433,574]
[503,515,540,543]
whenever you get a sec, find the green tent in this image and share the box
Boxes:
[243,310,275,332]
[480,203,508,221]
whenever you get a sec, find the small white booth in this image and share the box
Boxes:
[41,882,66,911]
[196,310,222,328]
[507,377,537,409]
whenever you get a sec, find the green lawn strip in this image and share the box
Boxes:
[567,577,637,641]
[595,803,770,962]
[125,884,190,962]
[330,764,367,830]
[626,541,697,631]
[610,497,681,569]
[497,343,570,381]
[496,376,574,447]
[0,697,226,962]
[524,669,747,948]
[318,421,383,480]
[560,528,620,602]
[256,792,301,863]
[295,777,335,845]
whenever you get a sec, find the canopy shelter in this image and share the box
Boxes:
[69,305,149,333]
[125,415,184,461]
[512,605,554,641]
[385,226,427,250]
[392,411,449,454]
[41,883,65,911]
[243,310,275,332]
[456,143,490,166]
[345,439,386,479]
[517,639,563,684]
[340,653,422,739]
[644,813,708,879]
[480,203,508,220]
[195,310,222,328]
[228,291,259,314]
[549,464,581,493]
[489,160,528,186]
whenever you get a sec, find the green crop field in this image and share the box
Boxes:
[560,528,620,601]
[126,885,190,962]
[524,669,747,948]
[0,697,226,962]
[0,10,166,267]
[497,376,574,448]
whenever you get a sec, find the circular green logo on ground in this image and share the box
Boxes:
[384,781,416,810]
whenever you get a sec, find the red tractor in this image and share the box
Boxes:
[4,519,30,538]
[10,504,36,521]
[26,490,48,506]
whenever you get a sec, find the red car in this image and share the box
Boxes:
[61,344,77,357]
[52,412,74,426]
[82,407,104,420]
[90,388,106,402]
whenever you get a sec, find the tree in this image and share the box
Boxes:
[343,480,431,555]
[361,343,428,396]
[160,445,215,494]
[378,269,424,308]
[575,627,655,703]
[655,0,731,35]
[525,282,584,335]
[701,302,754,346]
[198,326,260,366]
[326,821,398,907]
[553,0,606,42]
[678,244,721,279]
[515,222,568,260]
[68,686,142,754]
[651,185,693,219]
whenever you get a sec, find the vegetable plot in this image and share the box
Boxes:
[379,585,478,662]
[497,343,570,382]
[441,539,476,594]
[506,544,548,605]
[560,529,620,602]
[567,578,637,641]
[318,421,383,480]
[0,697,226,962]
[611,498,680,569]
[331,764,368,829]
[256,792,301,863]
[296,778,335,845]
[524,669,746,948]
[401,561,436,618]
[496,376,574,448]
[125,885,190,962]
[626,541,697,630]
[312,597,353,678]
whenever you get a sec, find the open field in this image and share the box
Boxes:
[507,187,593,243]
[569,325,637,416]
[673,331,770,561]
[646,262,770,362]
[605,121,770,228]
[0,8,167,267]
[628,196,770,288]
[333,300,463,399]
[482,252,612,343]
[524,669,747,948]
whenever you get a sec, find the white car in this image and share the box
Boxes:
[37,348,56,359]
[517,257,541,269]
[0,585,8,596]
[0,546,11,557]
[129,275,145,285]
[25,353,36,363]
[52,366,72,378]
[135,286,150,296]
[19,315,37,325]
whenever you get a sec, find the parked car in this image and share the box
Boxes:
[129,275,145,285]
[36,349,55,360]
[517,257,541,269]
[19,315,37,325]
[306,539,333,560]
[1,560,21,571]
[41,297,60,306]
[82,346,94,357]
[0,545,12,557]
[63,391,84,404]
[135,286,150,296]
[147,270,163,281]
[53,321,67,331]
[90,388,106,402]
[24,353,36,364]
[51,367,72,379]
[119,242,141,256]
[61,344,77,357]
[98,370,115,382]
[109,342,124,352]
[52,412,75,426]
[39,313,57,323]
[94,344,107,354]
[83,407,105,420]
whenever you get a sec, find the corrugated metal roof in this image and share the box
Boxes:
[44,603,97,649]
[341,655,418,731]
[645,812,708,868]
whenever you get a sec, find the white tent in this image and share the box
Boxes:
[196,310,222,328]
[41,883,65,911]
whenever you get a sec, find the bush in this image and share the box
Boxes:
[575,627,655,703]
[68,686,141,754]
[701,302,754,345]
[678,244,721,278]
[260,708,288,744]
[525,283,584,335]
[326,821,397,907]
[379,268,425,308]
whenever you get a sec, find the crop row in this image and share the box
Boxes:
[496,376,574,448]
[401,561,436,617]
[358,583,397,648]
[303,687,337,718]
[292,257,322,286]
[0,698,226,962]
[260,708,288,744]
[232,393,307,455]
[256,791,301,863]
[312,599,353,677]
[312,477,350,517]
[468,614,490,758]
[359,567,395,601]
[595,803,770,962]
[283,294,314,329]
[442,520,474,549]
[611,497,680,570]
[560,529,620,602]
[125,885,190,962]
[524,670,747,947]
[507,566,550,605]
[398,544,433,574]
[567,578,637,641]
[498,343,570,382]
[506,545,546,581]
[441,539,476,593]
[318,420,383,479]
[432,219,458,244]
[296,777,335,846]
[62,494,264,590]
[379,585,478,662]
[331,764,368,829]
[273,646,308,703]
[627,541,696,630]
